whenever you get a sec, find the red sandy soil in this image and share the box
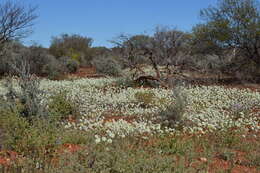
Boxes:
[208,158,259,173]
[0,151,18,166]
[58,143,83,153]
[0,144,83,167]
[68,67,106,78]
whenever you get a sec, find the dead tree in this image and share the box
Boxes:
[0,0,37,46]
[111,27,190,88]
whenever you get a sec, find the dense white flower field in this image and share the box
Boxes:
[1,77,259,143]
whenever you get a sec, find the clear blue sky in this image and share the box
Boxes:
[20,0,218,48]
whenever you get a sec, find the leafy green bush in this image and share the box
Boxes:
[49,34,94,66]
[48,92,80,121]
[0,101,60,153]
[92,55,122,76]
[66,58,79,73]
[0,102,29,149]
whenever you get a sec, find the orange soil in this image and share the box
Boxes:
[68,67,106,78]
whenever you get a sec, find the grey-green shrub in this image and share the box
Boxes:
[59,56,79,73]
[3,57,48,120]
[42,56,67,79]
[159,87,187,128]
[4,77,46,119]
[92,55,122,76]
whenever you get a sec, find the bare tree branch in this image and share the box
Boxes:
[0,0,37,46]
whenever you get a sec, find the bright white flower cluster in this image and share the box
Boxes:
[80,119,172,144]
[0,77,259,143]
[181,86,260,133]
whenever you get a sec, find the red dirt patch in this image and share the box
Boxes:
[209,157,259,173]
[0,151,18,166]
[58,144,83,153]
[69,67,106,78]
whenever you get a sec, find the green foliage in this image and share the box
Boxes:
[92,55,122,76]
[0,103,60,153]
[157,136,194,156]
[134,91,156,107]
[88,147,175,172]
[192,0,260,66]
[247,151,260,167]
[0,103,29,149]
[218,150,236,161]
[65,58,79,73]
[48,92,80,121]
[49,34,93,66]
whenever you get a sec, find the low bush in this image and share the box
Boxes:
[0,42,26,75]
[42,56,67,80]
[159,87,187,128]
[4,76,46,120]
[134,91,156,108]
[48,92,80,121]
[66,58,79,73]
[59,56,79,73]
[0,98,61,153]
[92,55,122,76]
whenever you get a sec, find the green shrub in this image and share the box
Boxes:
[49,34,93,66]
[66,58,79,73]
[0,103,29,149]
[92,55,122,76]
[48,92,80,121]
[134,91,156,108]
[0,102,60,154]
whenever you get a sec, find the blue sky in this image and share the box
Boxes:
[20,0,218,48]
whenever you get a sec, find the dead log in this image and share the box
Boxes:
[134,75,168,88]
